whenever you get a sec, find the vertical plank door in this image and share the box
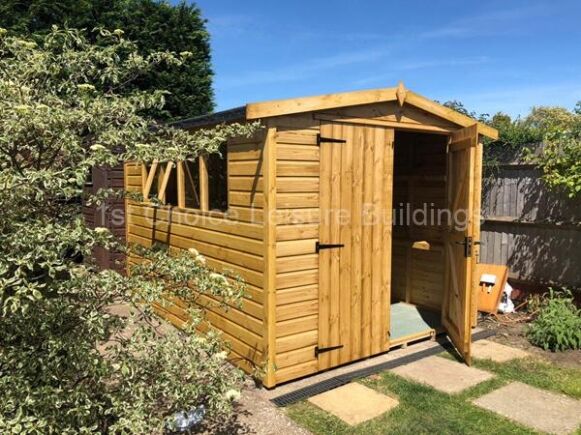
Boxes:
[442,124,478,364]
[470,138,484,327]
[318,121,394,370]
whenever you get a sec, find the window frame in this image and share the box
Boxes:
[141,150,228,216]
[205,142,229,213]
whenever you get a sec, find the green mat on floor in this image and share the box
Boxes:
[390,302,441,340]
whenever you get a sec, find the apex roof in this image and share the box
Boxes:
[174,83,498,139]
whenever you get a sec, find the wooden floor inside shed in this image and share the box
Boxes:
[390,302,441,347]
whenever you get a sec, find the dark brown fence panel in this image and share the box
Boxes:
[83,165,126,272]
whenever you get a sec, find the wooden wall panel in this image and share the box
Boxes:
[125,162,142,191]
[391,240,408,301]
[228,136,265,225]
[270,114,321,384]
[410,247,445,310]
[124,134,267,372]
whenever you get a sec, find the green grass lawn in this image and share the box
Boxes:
[471,357,581,399]
[285,355,581,435]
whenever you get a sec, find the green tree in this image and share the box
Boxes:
[0,28,258,433]
[439,100,580,197]
[490,112,512,129]
[525,106,578,131]
[483,105,581,197]
[0,0,214,120]
[442,99,491,124]
[442,99,476,118]
[488,112,543,146]
[525,105,581,198]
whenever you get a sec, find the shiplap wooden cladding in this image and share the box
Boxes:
[124,84,497,387]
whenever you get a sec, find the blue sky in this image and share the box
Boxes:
[192,0,581,117]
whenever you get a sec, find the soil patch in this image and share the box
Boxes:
[480,314,581,369]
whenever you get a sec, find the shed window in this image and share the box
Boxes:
[164,167,178,206]
[141,148,228,213]
[184,159,200,209]
[144,163,159,198]
[143,162,178,206]
[206,143,228,212]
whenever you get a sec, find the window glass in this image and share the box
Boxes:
[184,159,200,209]
[163,165,178,206]
[207,144,228,212]
[143,163,178,206]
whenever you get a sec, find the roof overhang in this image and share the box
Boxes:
[245,83,498,139]
[170,106,246,129]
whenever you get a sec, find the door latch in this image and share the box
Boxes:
[455,237,482,258]
[314,344,344,357]
[456,236,473,258]
[316,134,347,146]
[315,242,344,253]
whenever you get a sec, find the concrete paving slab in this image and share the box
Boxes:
[472,339,530,362]
[391,355,494,394]
[265,337,441,400]
[473,382,581,434]
[265,328,491,401]
[308,383,398,426]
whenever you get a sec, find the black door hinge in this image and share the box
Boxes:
[317,134,347,146]
[316,242,344,253]
[315,344,344,357]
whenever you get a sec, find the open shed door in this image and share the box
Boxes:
[442,124,478,364]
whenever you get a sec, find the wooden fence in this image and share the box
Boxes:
[480,144,581,289]
[83,165,126,272]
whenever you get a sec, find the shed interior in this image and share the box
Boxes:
[390,131,449,345]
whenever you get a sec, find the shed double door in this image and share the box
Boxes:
[318,121,394,370]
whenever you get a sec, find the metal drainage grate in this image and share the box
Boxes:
[271,329,495,407]
[271,376,349,407]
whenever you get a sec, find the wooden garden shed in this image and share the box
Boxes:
[124,84,498,388]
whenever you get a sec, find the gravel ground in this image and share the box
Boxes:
[234,382,311,434]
